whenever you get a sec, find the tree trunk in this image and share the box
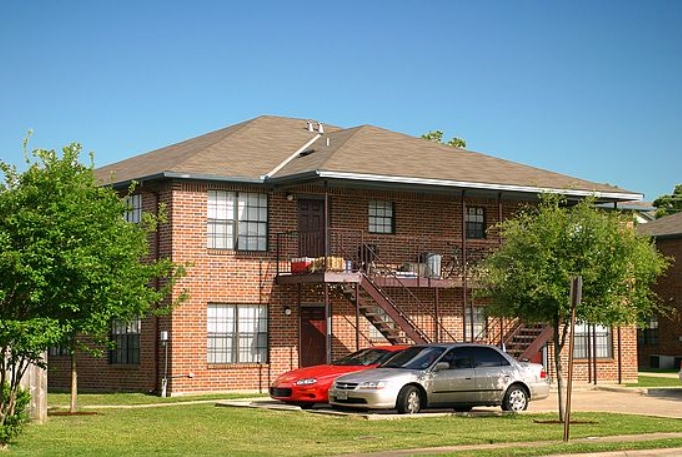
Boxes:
[553,325,565,422]
[69,351,78,413]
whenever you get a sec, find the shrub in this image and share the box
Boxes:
[0,382,31,446]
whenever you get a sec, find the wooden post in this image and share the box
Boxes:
[19,353,47,425]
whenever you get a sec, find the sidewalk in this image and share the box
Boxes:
[338,433,682,457]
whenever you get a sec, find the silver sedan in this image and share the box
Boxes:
[329,343,550,414]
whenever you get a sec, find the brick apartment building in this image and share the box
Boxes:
[48,115,643,395]
[637,212,682,368]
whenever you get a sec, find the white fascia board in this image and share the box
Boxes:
[316,171,643,201]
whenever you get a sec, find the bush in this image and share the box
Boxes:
[0,382,31,446]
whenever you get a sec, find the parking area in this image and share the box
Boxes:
[217,386,682,419]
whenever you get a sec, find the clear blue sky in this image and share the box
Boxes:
[1,1,680,201]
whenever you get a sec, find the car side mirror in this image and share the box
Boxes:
[433,362,450,372]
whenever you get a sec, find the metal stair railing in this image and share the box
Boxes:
[357,244,459,343]
[358,273,430,344]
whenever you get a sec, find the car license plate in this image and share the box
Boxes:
[336,391,348,400]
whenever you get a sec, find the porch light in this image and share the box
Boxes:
[283,306,292,316]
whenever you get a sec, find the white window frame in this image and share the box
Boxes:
[465,206,486,239]
[464,306,487,341]
[207,191,268,251]
[207,304,268,364]
[369,200,394,234]
[125,194,142,223]
[368,306,392,340]
[573,323,613,359]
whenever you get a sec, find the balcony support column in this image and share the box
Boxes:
[325,283,332,364]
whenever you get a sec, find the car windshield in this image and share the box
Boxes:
[381,346,446,369]
[332,348,398,366]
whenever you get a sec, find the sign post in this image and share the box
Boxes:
[564,275,582,442]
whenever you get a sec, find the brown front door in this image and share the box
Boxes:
[297,199,325,258]
[300,306,326,367]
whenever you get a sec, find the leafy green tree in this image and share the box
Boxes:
[0,141,187,417]
[421,130,467,148]
[479,194,668,421]
[653,184,682,218]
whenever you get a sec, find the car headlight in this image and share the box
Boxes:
[358,381,388,390]
[295,378,318,386]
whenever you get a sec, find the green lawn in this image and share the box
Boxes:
[8,400,682,456]
[627,374,681,388]
[47,392,266,408]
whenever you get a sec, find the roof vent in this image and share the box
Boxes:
[300,148,316,157]
[317,122,324,134]
[306,120,314,132]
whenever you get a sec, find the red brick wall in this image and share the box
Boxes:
[48,184,173,392]
[49,182,640,394]
[638,236,682,367]
[546,325,638,384]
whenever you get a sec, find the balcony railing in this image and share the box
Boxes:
[275,228,496,283]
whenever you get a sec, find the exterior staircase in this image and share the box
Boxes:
[503,322,553,361]
[338,272,553,358]
[338,274,430,345]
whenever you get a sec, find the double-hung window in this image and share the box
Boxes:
[369,200,394,234]
[465,206,486,239]
[207,304,268,364]
[573,323,612,359]
[638,315,659,346]
[207,191,268,251]
[125,194,142,223]
[464,306,487,341]
[110,317,141,365]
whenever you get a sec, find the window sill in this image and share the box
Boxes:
[572,358,615,363]
[207,249,268,255]
[207,363,269,369]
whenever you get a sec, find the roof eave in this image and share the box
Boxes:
[103,171,265,189]
[312,171,641,202]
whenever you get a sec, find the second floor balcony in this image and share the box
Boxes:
[275,228,497,288]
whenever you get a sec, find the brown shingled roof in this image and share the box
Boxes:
[638,212,682,238]
[95,115,641,201]
[273,124,632,196]
[95,115,340,184]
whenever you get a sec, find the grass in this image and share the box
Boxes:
[7,399,682,456]
[627,376,682,388]
[47,392,266,408]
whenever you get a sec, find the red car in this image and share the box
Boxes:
[269,345,408,408]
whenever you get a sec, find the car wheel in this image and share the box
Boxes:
[502,385,528,412]
[396,385,422,414]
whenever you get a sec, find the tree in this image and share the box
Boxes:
[653,184,682,218]
[479,194,668,421]
[0,141,186,419]
[421,130,467,148]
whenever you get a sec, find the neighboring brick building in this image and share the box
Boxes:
[47,115,643,395]
[637,212,682,368]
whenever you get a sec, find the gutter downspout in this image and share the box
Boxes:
[149,188,162,395]
[461,190,468,342]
